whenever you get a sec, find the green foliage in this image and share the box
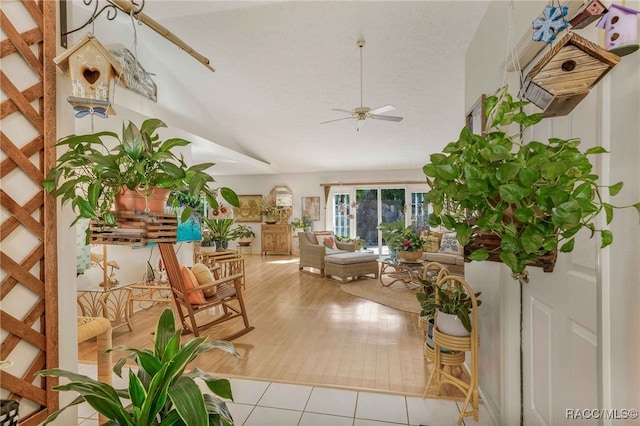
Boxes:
[38,308,239,425]
[435,284,482,333]
[233,224,256,239]
[290,216,312,230]
[378,221,408,250]
[416,278,438,319]
[43,119,239,228]
[423,86,639,274]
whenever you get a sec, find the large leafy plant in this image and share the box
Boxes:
[424,86,640,275]
[43,119,238,227]
[38,308,238,425]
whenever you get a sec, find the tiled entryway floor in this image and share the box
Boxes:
[76,363,494,425]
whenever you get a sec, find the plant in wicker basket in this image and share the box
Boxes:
[423,85,640,276]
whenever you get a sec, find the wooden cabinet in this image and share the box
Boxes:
[261,224,291,255]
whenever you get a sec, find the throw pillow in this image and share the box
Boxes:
[180,265,207,305]
[191,263,217,298]
[314,231,336,249]
[423,235,440,253]
[439,234,462,255]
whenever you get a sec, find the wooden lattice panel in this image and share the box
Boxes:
[0,1,57,425]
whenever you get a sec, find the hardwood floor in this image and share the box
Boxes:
[79,254,466,398]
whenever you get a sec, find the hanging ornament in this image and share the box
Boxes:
[54,33,127,117]
[532,5,569,44]
[596,4,640,57]
[338,203,346,213]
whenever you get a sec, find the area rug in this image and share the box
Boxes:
[340,280,421,314]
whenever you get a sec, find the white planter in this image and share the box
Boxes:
[201,245,216,254]
[436,311,470,337]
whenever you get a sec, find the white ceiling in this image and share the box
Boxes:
[72,1,492,175]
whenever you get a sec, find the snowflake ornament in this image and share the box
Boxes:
[532,5,569,43]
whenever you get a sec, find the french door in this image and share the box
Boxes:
[328,185,428,254]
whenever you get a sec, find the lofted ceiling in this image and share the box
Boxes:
[68,1,492,175]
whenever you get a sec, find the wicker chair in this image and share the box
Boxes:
[298,232,355,277]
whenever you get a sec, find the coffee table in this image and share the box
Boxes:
[378,258,424,293]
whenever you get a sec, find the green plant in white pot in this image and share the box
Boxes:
[423,85,640,276]
[43,119,238,228]
[435,283,482,336]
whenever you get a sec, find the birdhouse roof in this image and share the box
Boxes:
[54,33,127,88]
[596,3,640,28]
[528,32,620,78]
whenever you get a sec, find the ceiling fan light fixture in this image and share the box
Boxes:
[321,39,404,130]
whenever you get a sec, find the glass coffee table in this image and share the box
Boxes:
[378,258,424,293]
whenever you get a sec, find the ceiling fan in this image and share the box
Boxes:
[321,40,403,131]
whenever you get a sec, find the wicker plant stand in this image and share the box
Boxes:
[423,275,480,425]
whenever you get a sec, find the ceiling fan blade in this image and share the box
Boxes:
[369,104,396,115]
[331,108,354,114]
[370,114,403,122]
[321,116,356,124]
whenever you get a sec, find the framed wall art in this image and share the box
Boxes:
[466,93,486,136]
[302,196,320,221]
[233,194,263,222]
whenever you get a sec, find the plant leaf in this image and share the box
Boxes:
[601,230,613,248]
[585,146,608,155]
[560,238,575,252]
[609,182,623,196]
[468,248,489,261]
[168,376,208,426]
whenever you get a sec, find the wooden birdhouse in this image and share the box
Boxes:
[54,34,127,116]
[569,0,607,29]
[596,3,640,56]
[519,32,620,117]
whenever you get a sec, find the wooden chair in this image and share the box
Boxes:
[158,243,254,339]
[213,257,246,289]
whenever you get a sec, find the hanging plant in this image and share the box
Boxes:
[423,86,640,276]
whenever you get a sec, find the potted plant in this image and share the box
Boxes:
[290,216,311,232]
[43,118,239,229]
[202,218,235,252]
[234,224,256,246]
[395,227,425,262]
[200,228,216,253]
[378,220,406,259]
[435,282,482,337]
[37,308,238,425]
[423,85,640,276]
[260,194,283,224]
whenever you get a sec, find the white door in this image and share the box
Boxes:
[522,91,600,425]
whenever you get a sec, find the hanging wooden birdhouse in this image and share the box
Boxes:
[54,34,127,116]
[569,0,607,29]
[519,32,620,117]
[596,3,640,57]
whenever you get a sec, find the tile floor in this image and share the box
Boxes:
[76,363,494,425]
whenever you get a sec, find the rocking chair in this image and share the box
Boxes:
[158,243,254,339]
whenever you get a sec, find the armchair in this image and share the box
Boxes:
[298,231,355,277]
